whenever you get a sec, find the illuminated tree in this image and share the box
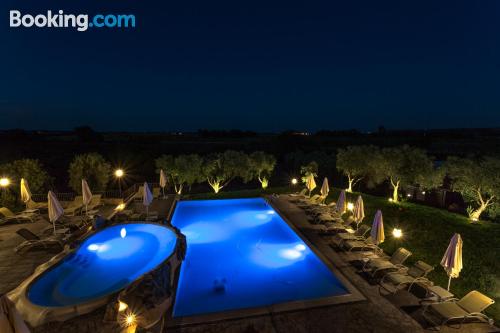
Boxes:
[0,159,50,193]
[445,156,500,221]
[68,153,111,193]
[155,154,203,194]
[201,150,250,193]
[336,145,380,192]
[373,146,439,202]
[300,161,318,183]
[249,151,276,189]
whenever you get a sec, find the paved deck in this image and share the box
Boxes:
[0,196,497,333]
[168,195,499,333]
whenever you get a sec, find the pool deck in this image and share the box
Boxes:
[0,195,498,333]
[167,195,499,333]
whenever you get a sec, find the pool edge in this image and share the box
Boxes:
[168,196,367,327]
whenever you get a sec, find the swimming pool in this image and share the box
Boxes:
[171,198,349,318]
[28,223,178,307]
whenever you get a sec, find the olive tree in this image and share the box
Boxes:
[68,153,111,193]
[373,146,440,202]
[445,156,500,221]
[336,145,379,192]
[201,150,250,193]
[0,159,50,193]
[249,151,276,189]
[300,161,318,183]
[155,154,203,194]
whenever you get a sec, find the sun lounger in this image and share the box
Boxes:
[379,260,434,294]
[362,247,412,277]
[289,189,308,198]
[64,196,83,216]
[26,199,48,210]
[342,237,382,252]
[296,195,323,207]
[86,194,102,211]
[0,207,38,224]
[330,225,371,248]
[422,290,495,329]
[14,228,64,254]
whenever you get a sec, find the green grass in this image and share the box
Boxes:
[181,186,500,323]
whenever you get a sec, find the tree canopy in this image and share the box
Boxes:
[249,151,276,189]
[68,153,111,193]
[155,154,203,194]
[372,146,439,202]
[445,156,500,221]
[201,150,250,193]
[336,145,379,192]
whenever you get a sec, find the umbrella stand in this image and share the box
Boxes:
[162,187,165,199]
[53,220,56,235]
[447,275,452,291]
[146,206,149,220]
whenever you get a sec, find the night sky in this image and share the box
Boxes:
[1,0,499,132]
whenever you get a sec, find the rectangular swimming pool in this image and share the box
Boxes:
[171,198,349,318]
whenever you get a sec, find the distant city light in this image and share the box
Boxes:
[392,228,403,238]
[0,178,10,187]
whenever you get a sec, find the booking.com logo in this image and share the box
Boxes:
[9,10,136,32]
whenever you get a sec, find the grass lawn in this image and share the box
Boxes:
[183,186,500,323]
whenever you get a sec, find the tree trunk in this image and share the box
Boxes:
[469,204,487,222]
[260,177,269,189]
[347,177,353,193]
[391,179,400,202]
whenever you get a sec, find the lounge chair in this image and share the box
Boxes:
[379,260,434,294]
[26,199,48,210]
[64,196,83,216]
[0,207,38,224]
[330,225,371,248]
[289,189,308,199]
[153,187,161,198]
[132,186,144,201]
[14,228,64,254]
[422,291,495,329]
[86,194,103,211]
[342,237,382,253]
[296,195,323,207]
[362,247,412,277]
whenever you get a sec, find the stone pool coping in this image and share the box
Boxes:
[168,197,366,327]
[7,221,184,328]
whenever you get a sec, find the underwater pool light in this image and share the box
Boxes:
[121,227,126,238]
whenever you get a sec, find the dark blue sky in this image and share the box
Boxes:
[1,0,499,132]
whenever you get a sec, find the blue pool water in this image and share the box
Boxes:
[28,223,177,307]
[172,198,348,317]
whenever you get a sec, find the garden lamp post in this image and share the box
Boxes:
[115,169,124,197]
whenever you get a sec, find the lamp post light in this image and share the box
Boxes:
[392,228,403,239]
[291,178,298,185]
[115,169,124,197]
[0,177,10,203]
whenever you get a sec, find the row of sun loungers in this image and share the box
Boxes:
[287,192,496,330]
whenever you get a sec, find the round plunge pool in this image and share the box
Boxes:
[28,223,178,307]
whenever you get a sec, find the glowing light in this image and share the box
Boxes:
[115,203,126,211]
[347,202,354,211]
[407,194,412,198]
[115,169,124,178]
[118,301,128,312]
[87,244,99,251]
[294,244,306,251]
[471,217,479,222]
[0,178,10,187]
[392,228,403,238]
[120,227,127,238]
[388,198,393,202]
[279,249,302,260]
[267,210,275,215]
[421,191,426,195]
[125,313,136,326]
[291,178,298,185]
